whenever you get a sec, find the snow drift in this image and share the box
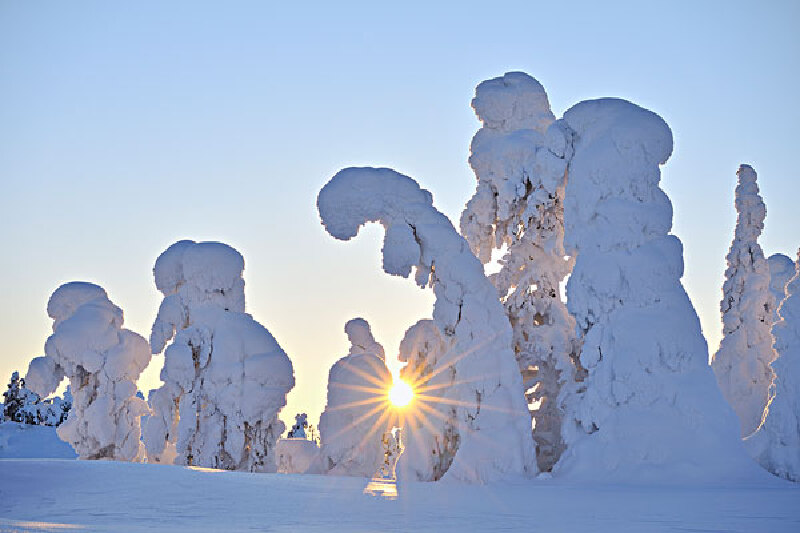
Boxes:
[318,168,536,483]
[143,240,294,472]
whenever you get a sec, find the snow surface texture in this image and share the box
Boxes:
[24,282,150,461]
[556,99,761,482]
[318,168,536,483]
[143,240,294,472]
[318,318,392,477]
[747,250,800,481]
[712,165,778,437]
[460,72,577,472]
[276,438,320,474]
[0,422,76,459]
[0,460,797,532]
[769,253,795,324]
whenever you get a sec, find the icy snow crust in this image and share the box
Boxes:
[25,282,151,461]
[769,253,795,323]
[318,168,536,483]
[557,99,763,482]
[144,240,294,472]
[460,72,577,472]
[318,318,392,477]
[747,251,800,481]
[712,165,778,437]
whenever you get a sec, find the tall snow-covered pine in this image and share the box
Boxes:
[712,165,778,437]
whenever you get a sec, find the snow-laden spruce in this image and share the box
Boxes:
[318,318,392,477]
[318,168,536,483]
[24,282,151,461]
[556,99,759,481]
[711,165,778,437]
[143,240,294,472]
[769,253,794,324]
[746,250,800,481]
[460,72,577,472]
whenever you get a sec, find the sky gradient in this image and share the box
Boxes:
[1,1,798,426]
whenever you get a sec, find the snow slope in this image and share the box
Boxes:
[0,423,76,459]
[0,459,797,532]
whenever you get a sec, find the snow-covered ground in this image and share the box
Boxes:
[0,458,797,532]
[0,423,75,460]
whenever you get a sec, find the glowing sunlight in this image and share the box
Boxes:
[388,380,414,408]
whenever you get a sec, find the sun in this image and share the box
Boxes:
[388,380,414,408]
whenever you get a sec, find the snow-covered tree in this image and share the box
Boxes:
[287,413,308,438]
[24,282,151,461]
[460,72,577,471]
[556,99,760,481]
[318,318,393,477]
[746,250,800,481]
[143,240,294,472]
[769,253,794,324]
[318,168,536,483]
[3,372,39,424]
[711,165,778,437]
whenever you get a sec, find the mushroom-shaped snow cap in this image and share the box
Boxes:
[47,282,110,325]
[472,72,555,134]
[563,98,673,166]
[153,240,195,295]
[181,242,245,294]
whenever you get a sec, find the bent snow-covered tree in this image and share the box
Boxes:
[769,253,794,324]
[746,250,800,481]
[318,318,392,477]
[711,165,778,437]
[556,99,759,481]
[143,240,294,472]
[318,168,536,483]
[24,282,151,460]
[460,72,577,472]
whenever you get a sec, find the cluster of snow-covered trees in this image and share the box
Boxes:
[2,371,71,426]
[11,71,798,484]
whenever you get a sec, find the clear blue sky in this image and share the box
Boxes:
[1,1,798,425]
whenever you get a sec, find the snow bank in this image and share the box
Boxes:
[276,438,320,474]
[318,168,536,483]
[318,318,392,477]
[769,253,794,323]
[25,282,150,461]
[144,240,294,472]
[712,165,778,437]
[460,72,577,471]
[0,422,77,459]
[746,250,800,481]
[556,99,760,482]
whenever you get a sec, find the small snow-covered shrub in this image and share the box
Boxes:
[24,282,151,461]
[144,240,294,472]
[712,165,778,437]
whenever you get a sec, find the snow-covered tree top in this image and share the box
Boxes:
[345,318,385,360]
[732,165,766,243]
[563,98,674,257]
[47,282,119,330]
[150,240,247,353]
[769,253,794,317]
[472,71,555,134]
